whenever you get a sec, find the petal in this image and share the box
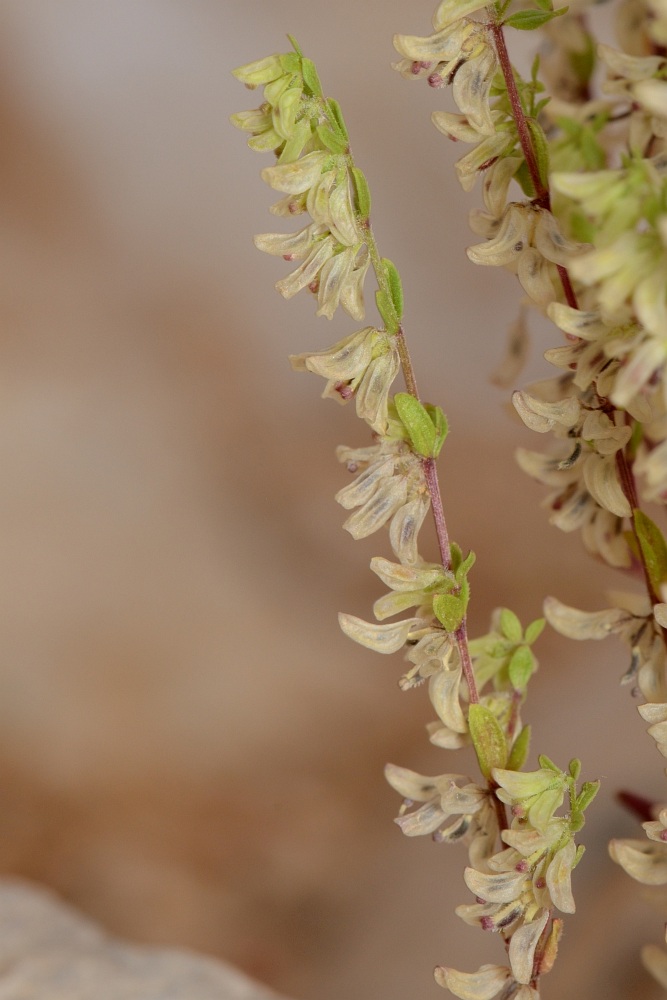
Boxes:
[290,327,373,378]
[384,763,456,802]
[547,302,608,339]
[512,390,580,433]
[261,150,329,194]
[339,247,370,321]
[430,665,467,733]
[429,724,470,749]
[634,78,667,119]
[370,557,445,593]
[389,494,430,566]
[463,866,526,904]
[582,453,631,518]
[335,455,395,509]
[546,838,576,913]
[467,204,532,267]
[316,248,357,320]
[230,107,273,133]
[328,177,360,247]
[254,222,323,258]
[341,473,408,538]
[533,209,588,266]
[434,964,511,1000]
[452,45,498,136]
[393,26,464,62]
[395,800,447,836]
[456,133,514,191]
[355,345,400,433]
[433,0,489,30]
[338,613,422,654]
[638,702,667,725]
[275,238,336,299]
[517,248,556,307]
[432,112,483,143]
[232,55,284,88]
[373,589,432,620]
[493,767,563,801]
[609,838,667,885]
[509,910,549,984]
[442,782,487,815]
[543,596,632,640]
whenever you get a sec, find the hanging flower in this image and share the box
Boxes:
[335,439,430,559]
[290,328,399,432]
[467,203,588,307]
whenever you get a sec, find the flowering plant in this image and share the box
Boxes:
[232,1,667,995]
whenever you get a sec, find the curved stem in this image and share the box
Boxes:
[361,214,480,703]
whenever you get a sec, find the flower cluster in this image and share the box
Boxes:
[436,759,597,998]
[232,47,370,323]
[234,17,600,1000]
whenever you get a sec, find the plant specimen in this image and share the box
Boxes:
[231,1,667,994]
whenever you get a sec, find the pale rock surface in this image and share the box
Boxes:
[0,880,284,1000]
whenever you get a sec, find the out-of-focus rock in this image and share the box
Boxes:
[0,879,284,1000]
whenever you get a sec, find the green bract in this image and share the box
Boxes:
[394,392,448,458]
[633,509,667,600]
[468,704,508,779]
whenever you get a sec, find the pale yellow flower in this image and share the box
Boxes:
[290,328,399,432]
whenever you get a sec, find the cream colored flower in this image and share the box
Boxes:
[385,765,490,836]
[545,595,667,701]
[435,964,540,1000]
[467,203,587,307]
[609,837,667,884]
[290,328,399,433]
[335,440,430,557]
[393,4,497,135]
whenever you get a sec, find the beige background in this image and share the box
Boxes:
[0,1,662,998]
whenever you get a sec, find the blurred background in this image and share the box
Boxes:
[0,1,663,998]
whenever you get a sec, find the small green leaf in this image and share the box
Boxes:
[394,392,437,458]
[576,779,600,813]
[316,124,348,154]
[633,508,667,597]
[538,754,559,772]
[526,118,550,189]
[351,167,371,219]
[433,593,466,632]
[508,645,535,690]
[524,617,545,645]
[326,98,349,142]
[423,405,448,457]
[286,34,303,56]
[375,289,399,335]
[279,52,301,74]
[504,6,567,29]
[500,608,523,643]
[381,258,404,322]
[468,705,508,780]
[568,758,581,781]
[514,160,536,199]
[532,0,553,10]
[507,725,531,771]
[301,57,322,98]
[455,549,475,582]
